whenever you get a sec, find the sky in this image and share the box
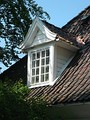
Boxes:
[0,0,90,73]
[36,0,90,27]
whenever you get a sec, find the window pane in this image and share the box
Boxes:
[46,49,49,56]
[41,67,44,73]
[46,66,49,73]
[36,60,39,67]
[41,59,45,65]
[41,75,44,82]
[46,57,49,64]
[32,61,35,68]
[32,69,35,75]
[32,53,36,60]
[37,52,40,58]
[41,51,45,57]
[32,77,35,84]
[31,48,50,84]
[36,68,39,75]
[36,76,39,83]
[45,74,49,81]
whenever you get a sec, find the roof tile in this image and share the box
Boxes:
[0,6,90,105]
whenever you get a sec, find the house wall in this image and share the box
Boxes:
[55,45,73,78]
[47,103,90,120]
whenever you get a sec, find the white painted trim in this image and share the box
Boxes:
[54,45,57,81]
[29,81,50,88]
[27,52,31,87]
[56,36,79,50]
[20,17,57,50]
[56,39,79,52]
[44,25,57,40]
[19,17,37,49]
[20,40,55,52]
[49,44,55,84]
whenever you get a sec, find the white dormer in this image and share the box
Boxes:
[20,17,79,88]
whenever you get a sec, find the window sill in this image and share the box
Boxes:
[28,81,51,88]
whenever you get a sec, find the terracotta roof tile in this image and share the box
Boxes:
[43,20,80,47]
[27,42,90,104]
[62,6,90,43]
[0,6,90,105]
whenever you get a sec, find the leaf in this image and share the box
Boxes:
[0,0,50,67]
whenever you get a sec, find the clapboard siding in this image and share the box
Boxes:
[56,46,73,77]
[31,30,48,46]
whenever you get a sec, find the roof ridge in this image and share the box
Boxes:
[62,5,90,29]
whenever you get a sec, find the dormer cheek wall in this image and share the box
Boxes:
[55,46,74,78]
[54,45,74,79]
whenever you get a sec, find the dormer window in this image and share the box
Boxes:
[20,17,79,88]
[31,48,50,84]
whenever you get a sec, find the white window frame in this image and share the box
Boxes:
[27,44,55,88]
[31,48,50,84]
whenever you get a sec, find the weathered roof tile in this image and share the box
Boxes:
[0,6,90,105]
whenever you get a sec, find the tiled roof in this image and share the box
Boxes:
[62,6,90,43]
[42,21,79,47]
[28,42,90,104]
[0,56,27,84]
[0,6,90,105]
[27,6,90,104]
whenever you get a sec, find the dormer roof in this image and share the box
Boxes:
[42,20,80,47]
[20,17,83,52]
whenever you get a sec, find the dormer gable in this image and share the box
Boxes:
[20,17,79,88]
[20,17,57,51]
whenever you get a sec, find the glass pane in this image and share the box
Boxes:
[37,52,40,58]
[41,67,44,73]
[36,68,39,75]
[32,53,36,60]
[32,61,35,68]
[46,49,49,56]
[46,66,49,73]
[41,59,45,65]
[36,76,39,83]
[36,60,39,67]
[45,74,49,81]
[42,51,45,57]
[41,75,44,82]
[46,57,49,64]
[32,77,35,84]
[32,69,35,75]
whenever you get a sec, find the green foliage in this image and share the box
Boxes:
[0,80,49,120]
[28,98,48,120]
[0,0,50,67]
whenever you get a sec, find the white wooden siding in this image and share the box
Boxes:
[31,30,48,46]
[56,46,73,78]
